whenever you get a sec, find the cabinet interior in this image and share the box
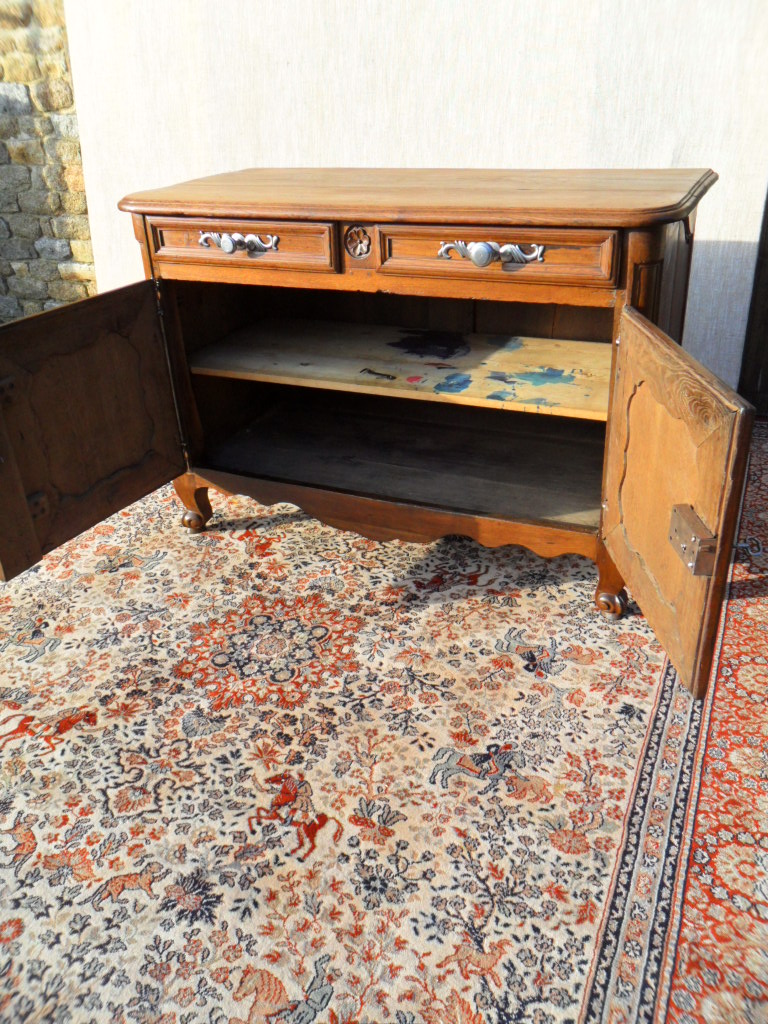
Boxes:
[170,281,612,531]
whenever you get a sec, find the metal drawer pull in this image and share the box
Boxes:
[437,240,545,268]
[198,231,279,255]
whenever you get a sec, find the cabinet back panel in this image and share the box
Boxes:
[170,282,614,352]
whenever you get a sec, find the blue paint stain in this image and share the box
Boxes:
[521,397,557,407]
[487,390,514,401]
[435,373,472,394]
[516,367,576,387]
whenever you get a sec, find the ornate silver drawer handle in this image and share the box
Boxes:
[198,231,279,256]
[437,240,545,268]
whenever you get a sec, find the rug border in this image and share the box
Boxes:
[649,446,751,1023]
[580,444,752,1023]
[579,657,702,1023]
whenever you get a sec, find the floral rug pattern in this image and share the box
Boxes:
[655,420,768,1024]
[0,422,764,1023]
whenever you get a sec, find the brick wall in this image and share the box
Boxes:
[0,0,96,324]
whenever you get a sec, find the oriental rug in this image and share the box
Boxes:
[624,419,768,1024]
[0,424,765,1024]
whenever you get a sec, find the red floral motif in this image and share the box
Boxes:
[550,829,590,855]
[174,592,363,710]
[0,920,23,943]
[111,784,153,815]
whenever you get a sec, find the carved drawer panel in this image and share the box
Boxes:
[377,225,618,288]
[146,217,338,275]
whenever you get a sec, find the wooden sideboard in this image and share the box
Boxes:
[0,169,754,697]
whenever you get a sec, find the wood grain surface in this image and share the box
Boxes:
[119,168,717,227]
[602,306,753,696]
[0,283,184,580]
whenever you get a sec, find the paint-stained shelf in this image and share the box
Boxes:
[190,319,612,420]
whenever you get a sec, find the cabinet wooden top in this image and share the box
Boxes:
[119,168,717,227]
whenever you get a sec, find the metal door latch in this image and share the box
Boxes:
[668,504,717,576]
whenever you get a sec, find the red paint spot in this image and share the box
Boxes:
[407,376,423,383]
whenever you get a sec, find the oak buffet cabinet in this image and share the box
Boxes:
[0,169,754,698]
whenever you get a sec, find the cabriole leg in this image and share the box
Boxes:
[173,473,213,532]
[595,541,628,620]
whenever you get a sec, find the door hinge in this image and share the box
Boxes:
[668,504,717,576]
[0,376,15,403]
[27,491,49,520]
[153,278,191,470]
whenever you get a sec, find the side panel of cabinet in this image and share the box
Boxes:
[602,306,753,697]
[0,281,185,581]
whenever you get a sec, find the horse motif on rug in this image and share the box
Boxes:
[0,615,60,663]
[249,772,343,862]
[230,954,333,1024]
[430,742,526,793]
[0,706,97,755]
[495,627,566,679]
[93,545,166,574]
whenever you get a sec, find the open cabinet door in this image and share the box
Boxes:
[602,306,754,697]
[0,282,185,581]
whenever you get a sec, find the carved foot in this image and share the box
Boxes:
[181,509,207,532]
[173,474,213,533]
[594,541,627,621]
[596,588,629,621]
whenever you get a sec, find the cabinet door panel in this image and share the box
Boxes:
[603,306,753,696]
[0,281,184,581]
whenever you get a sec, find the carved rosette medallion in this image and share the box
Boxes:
[344,226,371,259]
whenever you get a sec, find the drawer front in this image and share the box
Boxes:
[147,217,337,274]
[378,225,618,287]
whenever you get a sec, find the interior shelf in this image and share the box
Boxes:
[205,391,605,530]
[190,318,612,421]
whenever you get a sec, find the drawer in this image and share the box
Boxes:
[146,217,338,274]
[377,225,618,288]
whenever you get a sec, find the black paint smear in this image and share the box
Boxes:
[388,329,470,361]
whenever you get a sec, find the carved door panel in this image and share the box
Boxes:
[0,282,185,581]
[602,306,753,697]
